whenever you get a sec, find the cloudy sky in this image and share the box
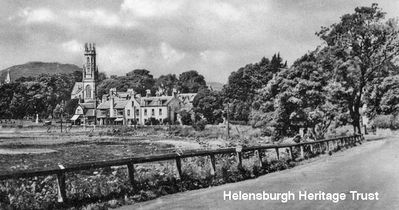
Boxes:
[1,0,399,83]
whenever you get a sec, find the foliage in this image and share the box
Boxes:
[192,119,207,131]
[2,72,79,119]
[317,3,399,133]
[177,70,207,93]
[155,74,178,96]
[179,110,192,125]
[222,54,287,123]
[372,114,399,129]
[192,88,223,124]
[251,51,334,139]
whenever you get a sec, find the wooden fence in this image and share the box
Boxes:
[0,135,364,203]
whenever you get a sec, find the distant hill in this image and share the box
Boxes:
[208,82,224,91]
[0,62,81,82]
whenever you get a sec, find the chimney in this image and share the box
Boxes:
[146,89,151,97]
[109,97,115,117]
[127,88,135,97]
[172,88,177,97]
[109,88,117,97]
[102,95,108,103]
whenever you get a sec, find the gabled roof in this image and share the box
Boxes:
[71,82,83,95]
[80,102,96,109]
[97,100,129,109]
[97,101,110,109]
[85,109,96,116]
[115,100,128,109]
[140,96,177,107]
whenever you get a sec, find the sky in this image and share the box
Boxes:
[1,0,399,83]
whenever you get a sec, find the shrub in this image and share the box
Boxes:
[192,119,207,131]
[180,110,192,125]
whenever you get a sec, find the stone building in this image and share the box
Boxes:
[70,43,98,125]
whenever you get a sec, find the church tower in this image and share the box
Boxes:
[82,43,97,102]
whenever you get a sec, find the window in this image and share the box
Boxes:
[159,109,162,115]
[118,110,124,116]
[152,109,155,116]
[136,109,139,116]
[85,85,91,99]
[127,110,130,116]
[144,109,147,116]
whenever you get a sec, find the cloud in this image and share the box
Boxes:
[121,0,183,18]
[67,9,137,28]
[160,42,185,64]
[61,40,82,53]
[1,0,399,83]
[18,8,56,23]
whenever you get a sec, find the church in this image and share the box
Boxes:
[70,43,98,125]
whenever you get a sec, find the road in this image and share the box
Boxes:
[118,137,399,210]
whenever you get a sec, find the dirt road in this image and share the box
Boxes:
[118,137,399,210]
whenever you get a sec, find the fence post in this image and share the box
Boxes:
[309,144,313,154]
[300,145,304,159]
[257,149,264,168]
[275,148,280,160]
[325,141,329,152]
[236,146,243,169]
[176,157,183,179]
[209,154,216,176]
[56,172,67,203]
[289,146,295,160]
[127,163,136,189]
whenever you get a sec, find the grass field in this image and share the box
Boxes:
[0,123,265,173]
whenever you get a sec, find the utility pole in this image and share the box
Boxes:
[227,103,230,140]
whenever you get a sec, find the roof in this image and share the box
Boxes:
[79,102,96,109]
[140,96,177,107]
[71,82,83,95]
[85,109,96,117]
[97,100,128,109]
[97,101,110,109]
[115,100,128,109]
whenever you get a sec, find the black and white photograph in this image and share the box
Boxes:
[0,0,398,209]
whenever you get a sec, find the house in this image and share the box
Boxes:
[139,92,181,125]
[70,103,96,125]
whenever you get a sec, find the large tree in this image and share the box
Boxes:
[223,54,287,123]
[177,70,207,93]
[317,3,399,133]
[251,51,334,139]
[192,88,223,124]
[155,74,178,96]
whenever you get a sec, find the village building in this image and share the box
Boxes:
[70,43,98,125]
[70,42,197,126]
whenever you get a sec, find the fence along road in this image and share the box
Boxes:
[118,135,398,210]
[0,135,364,203]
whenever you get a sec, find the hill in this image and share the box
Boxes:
[208,82,224,91]
[0,62,81,82]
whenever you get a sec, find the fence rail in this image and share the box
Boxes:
[0,134,364,203]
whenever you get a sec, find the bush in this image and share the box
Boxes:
[192,119,207,131]
[180,110,192,125]
[373,115,399,129]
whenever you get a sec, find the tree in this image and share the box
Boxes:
[179,110,192,125]
[223,54,286,123]
[155,74,178,95]
[251,51,334,139]
[177,70,207,93]
[192,88,223,124]
[317,3,399,133]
